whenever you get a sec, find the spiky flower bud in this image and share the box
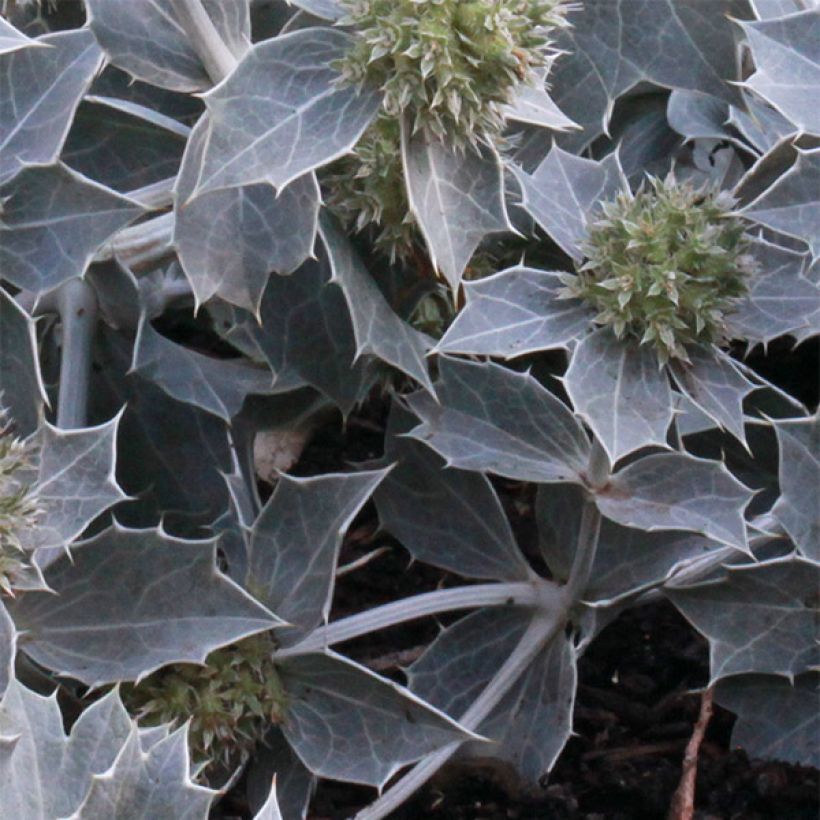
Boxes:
[338,0,566,147]
[0,413,39,596]
[123,632,286,771]
[563,178,756,362]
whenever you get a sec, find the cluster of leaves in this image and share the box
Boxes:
[0,1,818,819]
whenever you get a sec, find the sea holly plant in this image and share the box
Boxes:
[0,1,818,818]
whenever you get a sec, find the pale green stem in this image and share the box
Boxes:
[168,0,238,83]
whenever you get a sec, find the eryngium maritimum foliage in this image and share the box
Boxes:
[123,633,285,770]
[338,0,567,146]
[564,178,756,362]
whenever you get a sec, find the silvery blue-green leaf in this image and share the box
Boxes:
[401,124,512,291]
[11,524,280,686]
[87,0,249,92]
[277,651,477,788]
[549,0,747,150]
[537,483,722,603]
[90,327,232,530]
[189,28,380,196]
[739,10,820,136]
[85,259,142,332]
[0,17,38,56]
[222,255,377,414]
[246,469,389,643]
[715,673,819,768]
[435,267,590,359]
[502,69,577,131]
[374,404,533,581]
[0,28,102,184]
[742,147,820,259]
[466,633,576,786]
[319,216,434,392]
[287,0,344,19]
[0,164,144,293]
[131,320,276,422]
[513,147,625,261]
[564,329,674,464]
[596,452,752,551]
[175,116,319,314]
[771,413,819,560]
[669,348,755,446]
[0,286,46,436]
[406,357,590,484]
[252,779,283,820]
[62,99,187,194]
[23,415,128,551]
[68,725,216,820]
[667,557,820,680]
[751,0,814,17]
[0,602,15,695]
[667,90,735,144]
[0,681,132,819]
[728,93,797,155]
[246,729,314,820]
[725,238,820,344]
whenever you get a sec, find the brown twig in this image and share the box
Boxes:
[668,686,715,820]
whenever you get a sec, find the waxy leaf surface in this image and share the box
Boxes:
[278,652,476,788]
[0,28,102,184]
[11,525,280,686]
[0,164,143,293]
[406,357,590,484]
[0,17,36,56]
[0,602,15,695]
[667,558,820,680]
[402,125,511,290]
[190,28,380,196]
[436,267,590,359]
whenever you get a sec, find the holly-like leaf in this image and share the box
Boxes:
[667,557,820,680]
[188,28,380,197]
[503,70,577,131]
[246,469,389,644]
[435,267,590,359]
[725,238,820,344]
[175,116,320,314]
[771,413,819,560]
[246,729,314,820]
[565,329,674,464]
[596,452,753,551]
[277,651,477,788]
[132,320,277,423]
[0,164,144,294]
[549,0,747,150]
[0,602,15,696]
[0,682,133,819]
[319,215,435,392]
[10,524,281,686]
[406,357,590,484]
[513,147,625,261]
[0,286,46,437]
[669,347,755,447]
[287,0,344,20]
[69,725,216,820]
[252,779,284,820]
[23,415,128,552]
[715,673,820,769]
[739,10,820,137]
[0,28,102,184]
[667,89,735,145]
[87,0,249,92]
[402,124,512,290]
[728,92,796,155]
[375,404,533,581]
[742,147,820,260]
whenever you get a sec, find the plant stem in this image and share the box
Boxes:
[98,211,176,270]
[274,580,560,659]
[355,607,565,820]
[168,0,238,84]
[56,279,98,429]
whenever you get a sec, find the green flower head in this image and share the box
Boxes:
[338,0,568,148]
[564,177,757,362]
[123,632,286,771]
